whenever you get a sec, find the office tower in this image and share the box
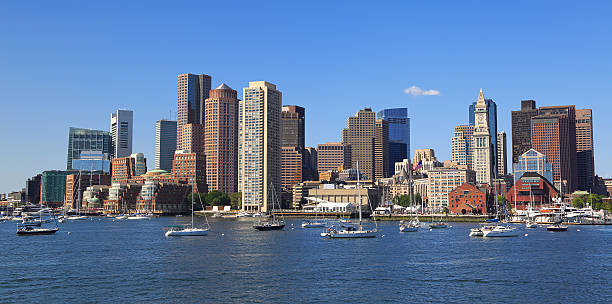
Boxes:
[281,146,303,196]
[180,123,205,154]
[497,131,508,176]
[110,109,133,158]
[375,119,390,179]
[205,83,239,194]
[176,73,211,146]
[281,105,305,150]
[67,127,112,170]
[512,148,554,184]
[511,100,538,163]
[72,151,111,173]
[342,108,377,180]
[172,150,207,193]
[531,105,577,193]
[472,90,494,185]
[413,149,436,164]
[239,81,282,212]
[575,109,594,191]
[25,174,42,204]
[41,170,75,208]
[130,153,147,175]
[377,108,410,176]
[451,125,475,169]
[469,96,498,178]
[428,167,476,210]
[303,147,318,181]
[155,120,177,172]
[111,157,136,184]
[317,143,351,176]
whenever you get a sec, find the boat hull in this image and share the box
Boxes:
[323,230,377,238]
[302,222,326,228]
[253,224,285,231]
[400,226,418,232]
[429,223,448,229]
[469,229,484,237]
[483,229,518,237]
[165,229,209,236]
[17,228,59,235]
[547,226,568,231]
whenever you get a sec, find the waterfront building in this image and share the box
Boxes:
[110,109,133,158]
[303,147,318,181]
[179,123,205,154]
[317,142,351,177]
[238,81,282,212]
[65,173,111,209]
[66,127,112,170]
[531,105,577,193]
[105,183,142,213]
[136,181,192,214]
[377,108,410,176]
[451,125,475,169]
[155,119,177,172]
[505,172,559,210]
[342,108,386,180]
[83,185,110,209]
[497,131,508,176]
[72,151,111,173]
[130,153,147,176]
[176,73,211,146]
[469,95,498,178]
[472,90,494,185]
[25,174,41,204]
[427,166,476,210]
[575,109,594,191]
[512,148,554,184]
[292,181,322,208]
[41,170,76,207]
[172,150,207,194]
[111,157,136,184]
[205,83,239,194]
[389,176,428,202]
[511,100,539,163]
[281,146,303,198]
[281,105,305,150]
[448,183,488,215]
[306,183,382,209]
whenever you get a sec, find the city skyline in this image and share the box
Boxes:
[1,1,611,193]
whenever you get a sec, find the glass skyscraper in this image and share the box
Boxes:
[67,128,112,170]
[377,108,410,174]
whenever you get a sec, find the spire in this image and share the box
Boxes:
[477,88,485,105]
[214,83,233,90]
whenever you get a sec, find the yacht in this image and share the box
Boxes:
[127,214,151,220]
[469,224,495,237]
[165,188,210,237]
[546,222,568,231]
[399,220,419,232]
[253,183,286,231]
[302,219,326,228]
[482,225,519,237]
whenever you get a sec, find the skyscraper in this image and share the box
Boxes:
[451,125,475,169]
[176,73,211,147]
[575,109,594,191]
[67,127,112,170]
[110,109,133,158]
[469,97,498,177]
[374,119,390,179]
[130,153,147,175]
[497,131,508,176]
[342,108,378,180]
[205,83,239,194]
[531,105,577,193]
[317,143,351,176]
[511,100,538,163]
[472,89,494,185]
[377,108,410,175]
[155,119,177,172]
[281,105,305,150]
[281,146,302,197]
[239,81,282,212]
[180,123,205,154]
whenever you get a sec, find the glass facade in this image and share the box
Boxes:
[512,148,554,184]
[67,128,112,170]
[72,151,111,173]
[377,108,410,174]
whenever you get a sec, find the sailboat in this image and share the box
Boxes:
[321,161,378,238]
[483,199,518,237]
[17,203,59,235]
[67,170,88,221]
[525,187,538,228]
[429,207,448,229]
[400,164,419,232]
[165,188,209,236]
[302,187,326,228]
[254,184,285,231]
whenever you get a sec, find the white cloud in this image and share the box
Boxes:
[404,85,440,96]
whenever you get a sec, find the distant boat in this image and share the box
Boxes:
[128,214,151,220]
[165,188,209,237]
[17,204,59,235]
[482,225,519,237]
[399,220,419,232]
[302,220,326,228]
[253,183,285,231]
[115,215,128,220]
[67,215,88,221]
[469,224,495,237]
[546,223,568,231]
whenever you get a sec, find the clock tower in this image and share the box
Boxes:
[472,89,493,185]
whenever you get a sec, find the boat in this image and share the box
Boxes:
[254,184,285,231]
[165,187,209,237]
[399,220,419,232]
[67,215,88,220]
[17,204,59,235]
[302,219,326,228]
[221,214,238,219]
[127,214,151,220]
[525,220,538,229]
[469,224,495,237]
[546,222,568,231]
[115,214,128,220]
[321,161,378,239]
[525,187,539,228]
[429,222,448,229]
[482,225,519,237]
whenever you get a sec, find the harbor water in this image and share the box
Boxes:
[1,218,611,303]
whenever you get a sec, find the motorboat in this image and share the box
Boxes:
[127,214,151,220]
[302,219,326,228]
[67,215,88,221]
[469,224,495,237]
[399,220,419,232]
[482,225,519,237]
[115,214,128,220]
[525,220,538,229]
[546,223,568,231]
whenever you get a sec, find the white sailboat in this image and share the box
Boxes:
[302,187,326,228]
[67,171,88,221]
[17,203,59,235]
[525,187,538,228]
[400,164,419,232]
[165,189,209,236]
[321,161,378,239]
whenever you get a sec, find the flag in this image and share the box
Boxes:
[412,160,422,171]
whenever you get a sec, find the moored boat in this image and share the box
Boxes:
[546,223,568,231]
[482,225,518,237]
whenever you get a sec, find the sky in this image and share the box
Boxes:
[1,1,611,194]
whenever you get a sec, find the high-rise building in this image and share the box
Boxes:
[25,174,42,204]
[238,81,282,212]
[451,125,475,169]
[469,97,498,177]
[110,109,133,158]
[575,109,594,191]
[531,105,577,193]
[67,127,112,170]
[172,150,207,193]
[342,108,377,180]
[130,153,147,176]
[281,105,305,150]
[176,73,211,146]
[155,120,177,172]
[427,166,476,210]
[72,151,111,173]
[374,119,390,179]
[497,131,508,176]
[512,148,554,184]
[472,90,494,185]
[511,100,538,163]
[377,108,410,176]
[303,147,318,181]
[179,123,205,154]
[41,170,75,207]
[317,143,351,177]
[413,149,437,164]
[281,146,303,196]
[111,157,136,184]
[205,83,239,194]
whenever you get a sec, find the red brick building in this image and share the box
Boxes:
[65,173,111,209]
[505,172,559,210]
[448,183,488,215]
[281,146,303,194]
[172,151,207,193]
[111,157,136,184]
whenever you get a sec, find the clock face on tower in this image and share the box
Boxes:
[478,114,485,124]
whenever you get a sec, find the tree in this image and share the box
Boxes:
[205,191,230,206]
[393,194,410,207]
[572,195,585,208]
[230,192,242,210]
[187,192,207,207]
[414,193,422,205]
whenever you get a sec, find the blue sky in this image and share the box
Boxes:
[1,1,611,193]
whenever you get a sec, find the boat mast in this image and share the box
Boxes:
[191,188,194,229]
[357,161,362,227]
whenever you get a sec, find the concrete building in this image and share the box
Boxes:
[451,125,475,169]
[575,109,594,191]
[505,172,559,210]
[172,150,207,194]
[66,127,112,170]
[176,73,211,146]
[105,183,142,213]
[448,183,488,215]
[179,123,205,154]
[469,95,498,178]
[281,146,303,199]
[472,89,494,185]
[65,173,111,209]
[511,100,539,163]
[427,166,476,210]
[130,153,147,176]
[513,148,554,185]
[377,108,410,176]
[205,83,239,194]
[497,131,508,176]
[531,105,577,193]
[341,108,380,180]
[317,142,351,177]
[292,181,322,208]
[155,119,177,172]
[238,81,282,212]
[306,183,382,210]
[110,109,133,158]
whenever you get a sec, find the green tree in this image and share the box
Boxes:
[187,192,207,206]
[230,192,242,210]
[572,195,585,208]
[205,191,230,206]
[414,193,422,205]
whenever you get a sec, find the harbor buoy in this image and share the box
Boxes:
[577,229,580,232]
[524,233,528,236]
